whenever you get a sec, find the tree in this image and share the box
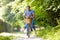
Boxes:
[2,0,60,27]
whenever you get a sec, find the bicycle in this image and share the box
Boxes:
[24,18,32,38]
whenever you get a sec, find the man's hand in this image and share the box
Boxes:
[30,16,33,18]
[25,16,29,18]
[26,16,33,18]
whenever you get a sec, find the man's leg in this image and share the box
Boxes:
[32,19,36,34]
[24,23,27,29]
[32,19,36,30]
[23,23,27,32]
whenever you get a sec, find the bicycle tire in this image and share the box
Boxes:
[27,24,31,38]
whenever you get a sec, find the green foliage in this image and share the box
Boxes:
[0,36,13,40]
[1,0,25,27]
[36,21,60,40]
[2,0,60,27]
[36,15,60,40]
[0,19,4,32]
[0,0,14,6]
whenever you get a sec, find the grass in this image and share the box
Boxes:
[0,36,14,40]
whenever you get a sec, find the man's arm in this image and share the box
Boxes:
[23,12,29,19]
[31,10,34,18]
[33,13,34,18]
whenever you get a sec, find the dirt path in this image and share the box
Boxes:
[0,32,44,40]
[13,34,44,40]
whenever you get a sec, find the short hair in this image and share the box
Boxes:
[26,6,30,8]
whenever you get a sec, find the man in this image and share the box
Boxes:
[23,6,36,33]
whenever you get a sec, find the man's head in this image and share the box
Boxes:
[26,6,30,10]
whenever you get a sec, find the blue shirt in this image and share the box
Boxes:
[24,10,34,17]
[24,10,35,29]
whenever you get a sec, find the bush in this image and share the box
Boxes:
[36,24,60,40]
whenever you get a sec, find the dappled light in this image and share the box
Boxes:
[0,0,60,40]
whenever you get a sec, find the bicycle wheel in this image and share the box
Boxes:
[27,24,31,38]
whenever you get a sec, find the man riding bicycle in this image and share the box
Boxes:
[23,6,36,34]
